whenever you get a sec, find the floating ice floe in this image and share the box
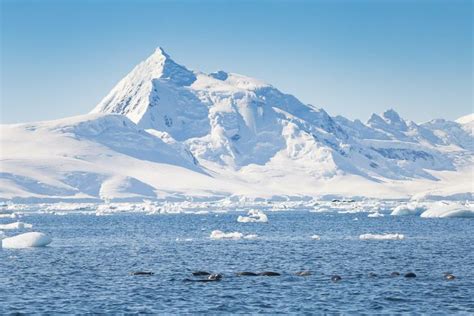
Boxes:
[420,202,474,218]
[391,203,427,216]
[237,209,268,223]
[194,210,209,215]
[1,232,52,249]
[176,237,193,242]
[0,213,17,219]
[311,235,321,240]
[210,230,257,240]
[0,222,33,230]
[367,212,384,218]
[359,233,405,240]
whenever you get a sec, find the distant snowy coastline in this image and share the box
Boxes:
[1,198,472,218]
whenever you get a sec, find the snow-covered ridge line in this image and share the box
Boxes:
[1,47,472,202]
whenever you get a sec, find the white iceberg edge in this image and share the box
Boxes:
[0,221,33,230]
[1,232,52,249]
[237,209,268,223]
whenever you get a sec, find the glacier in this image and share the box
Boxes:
[1,47,472,203]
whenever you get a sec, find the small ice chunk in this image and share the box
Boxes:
[210,230,243,239]
[391,203,426,216]
[1,232,52,249]
[359,233,404,240]
[194,211,209,215]
[0,222,33,230]
[210,230,256,240]
[176,237,193,242]
[243,234,258,239]
[311,235,321,240]
[237,209,268,223]
[368,212,384,218]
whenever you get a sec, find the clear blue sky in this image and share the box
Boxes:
[1,0,472,124]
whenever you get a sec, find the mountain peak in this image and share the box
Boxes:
[140,47,196,86]
[382,108,402,122]
[150,46,171,61]
[367,108,408,132]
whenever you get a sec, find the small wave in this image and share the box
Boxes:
[210,230,257,240]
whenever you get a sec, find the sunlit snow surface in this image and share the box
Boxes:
[0,202,473,314]
[1,232,52,249]
[1,48,473,202]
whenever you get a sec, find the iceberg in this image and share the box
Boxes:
[237,209,268,223]
[420,202,474,218]
[1,232,52,249]
[391,203,426,216]
[0,222,33,230]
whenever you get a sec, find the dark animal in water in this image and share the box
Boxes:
[184,273,222,283]
[331,275,342,282]
[295,271,311,276]
[390,272,400,277]
[130,271,154,276]
[258,271,281,276]
[192,271,211,276]
[236,272,258,276]
[368,272,378,278]
[404,272,417,278]
[444,273,456,280]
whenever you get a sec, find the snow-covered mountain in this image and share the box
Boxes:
[1,47,472,202]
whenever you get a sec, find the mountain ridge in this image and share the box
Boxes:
[1,47,472,202]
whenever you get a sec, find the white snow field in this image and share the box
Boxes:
[0,47,472,203]
[1,232,52,249]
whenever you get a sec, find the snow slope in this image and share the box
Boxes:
[1,47,472,202]
[0,114,241,202]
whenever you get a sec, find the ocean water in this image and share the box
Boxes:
[1,211,473,314]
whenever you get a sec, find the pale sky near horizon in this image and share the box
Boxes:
[1,0,472,124]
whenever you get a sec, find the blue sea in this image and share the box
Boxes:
[1,211,473,314]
